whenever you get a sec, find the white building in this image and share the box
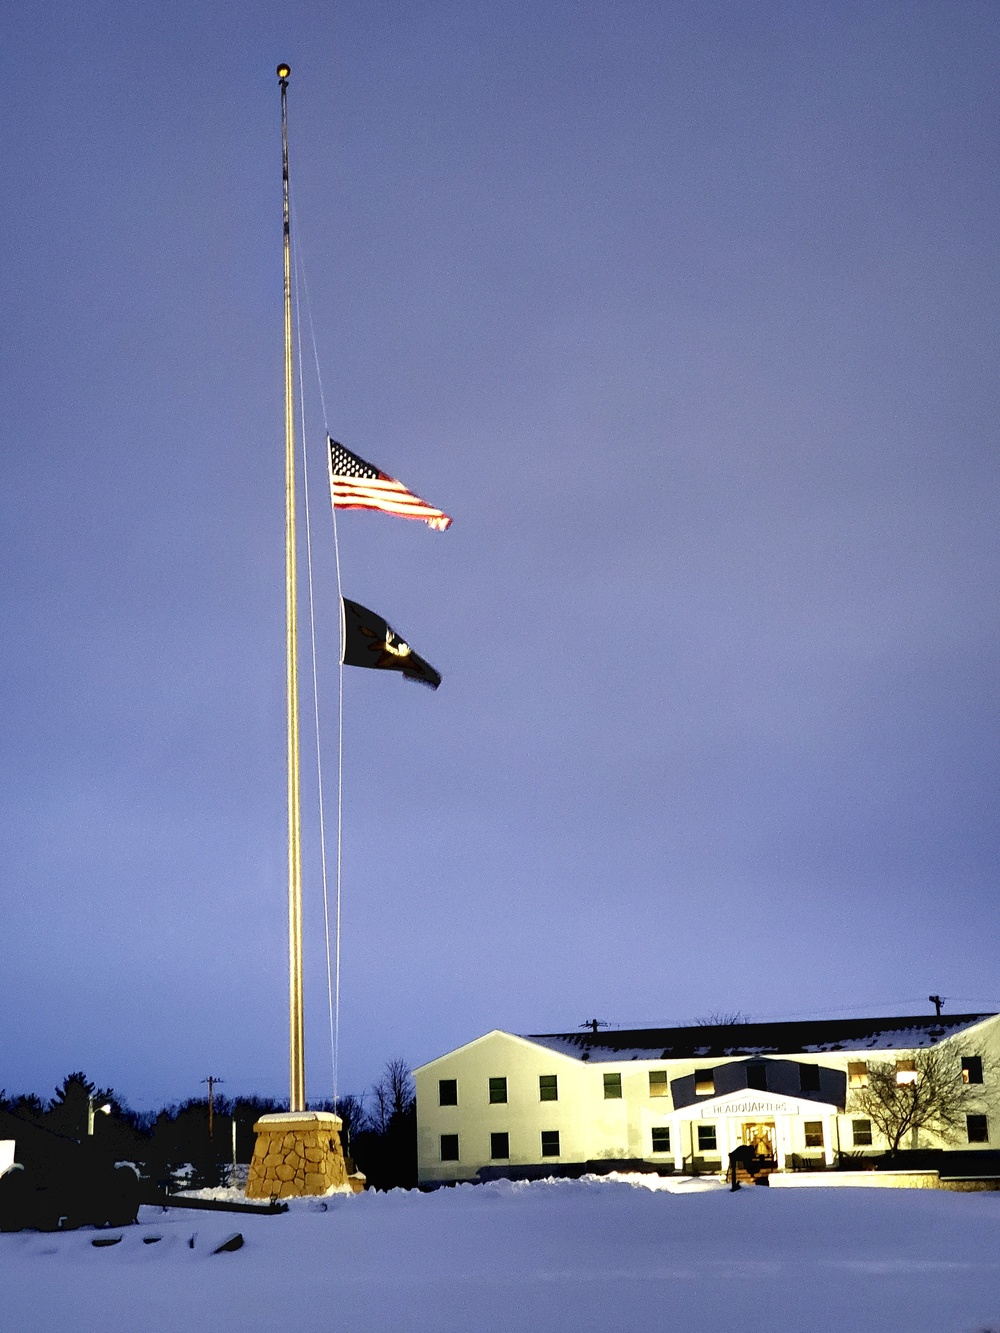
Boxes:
[415,1013,1000,1185]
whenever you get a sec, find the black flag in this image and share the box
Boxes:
[341,599,441,690]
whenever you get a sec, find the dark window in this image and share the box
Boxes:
[603,1072,622,1099]
[488,1077,508,1104]
[440,1134,459,1162]
[963,1056,984,1085]
[746,1063,768,1091]
[438,1079,457,1106]
[968,1115,989,1144]
[804,1121,824,1149]
[490,1132,510,1160]
[541,1130,560,1157]
[697,1124,717,1152]
[695,1070,715,1096]
[852,1119,873,1147]
[798,1064,821,1093]
[539,1075,558,1102]
[648,1070,669,1098]
[651,1127,671,1153]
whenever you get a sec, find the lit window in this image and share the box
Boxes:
[649,1070,669,1098]
[963,1056,984,1085]
[697,1124,717,1152]
[968,1115,989,1144]
[746,1063,767,1091]
[848,1062,868,1088]
[488,1077,508,1104]
[804,1121,824,1149]
[440,1134,459,1162]
[603,1072,622,1099]
[896,1059,917,1085]
[490,1132,509,1160]
[539,1075,558,1102]
[651,1127,670,1153]
[438,1079,457,1106]
[798,1064,821,1093]
[541,1130,560,1157]
[695,1070,715,1096]
[852,1119,873,1147]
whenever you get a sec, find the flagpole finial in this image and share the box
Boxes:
[277,63,291,81]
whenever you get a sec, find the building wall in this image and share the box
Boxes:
[416,1031,680,1184]
[415,1016,1000,1184]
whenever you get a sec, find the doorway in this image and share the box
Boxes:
[742,1121,776,1162]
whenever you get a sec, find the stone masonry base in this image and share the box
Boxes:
[245,1111,365,1199]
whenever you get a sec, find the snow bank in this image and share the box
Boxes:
[2,1173,999,1331]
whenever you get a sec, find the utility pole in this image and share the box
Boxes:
[581,1019,608,1035]
[929,994,945,1017]
[202,1076,224,1139]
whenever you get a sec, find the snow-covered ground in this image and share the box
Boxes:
[3,1174,1000,1332]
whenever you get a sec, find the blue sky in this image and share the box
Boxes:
[1,0,998,1111]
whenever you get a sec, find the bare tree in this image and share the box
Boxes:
[851,1047,994,1157]
[333,1093,367,1154]
[696,1011,751,1026]
[370,1059,414,1135]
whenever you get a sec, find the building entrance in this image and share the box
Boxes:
[742,1121,776,1163]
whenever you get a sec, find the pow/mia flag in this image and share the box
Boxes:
[340,599,441,690]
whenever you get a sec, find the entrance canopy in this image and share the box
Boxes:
[669,1089,842,1170]
[673,1089,839,1121]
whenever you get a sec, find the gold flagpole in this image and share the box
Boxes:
[248,69,359,1198]
[278,62,305,1114]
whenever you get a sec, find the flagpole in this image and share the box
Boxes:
[279,62,306,1114]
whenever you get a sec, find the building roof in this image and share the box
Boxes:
[524,1014,995,1062]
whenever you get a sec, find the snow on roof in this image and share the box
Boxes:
[524,1014,995,1062]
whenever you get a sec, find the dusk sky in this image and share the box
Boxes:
[1,1,998,1112]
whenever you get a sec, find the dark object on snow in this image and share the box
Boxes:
[0,1157,140,1232]
[728,1144,758,1191]
[155,1193,287,1216]
[91,1235,123,1247]
[212,1231,244,1253]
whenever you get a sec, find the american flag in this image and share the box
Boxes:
[327,438,452,531]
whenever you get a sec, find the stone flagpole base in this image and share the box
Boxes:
[245,1111,365,1199]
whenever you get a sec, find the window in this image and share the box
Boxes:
[695,1070,715,1096]
[852,1119,873,1147]
[440,1134,459,1162]
[798,1063,821,1093]
[603,1072,622,1099]
[490,1132,510,1160]
[963,1056,984,1085]
[896,1058,917,1085]
[648,1070,669,1098]
[697,1124,717,1152]
[651,1127,671,1153]
[746,1063,768,1091]
[967,1115,989,1144]
[488,1077,508,1104]
[438,1079,457,1106]
[804,1121,824,1149]
[541,1130,560,1157]
[539,1075,558,1102]
[848,1062,868,1089]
